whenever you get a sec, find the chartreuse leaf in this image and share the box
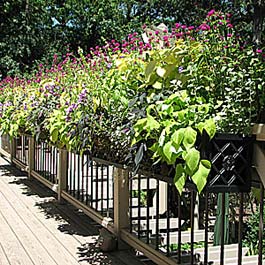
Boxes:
[174,164,187,194]
[153,81,162,89]
[192,160,211,193]
[183,127,197,150]
[185,148,200,175]
[146,114,160,131]
[171,128,185,147]
[197,119,216,139]
[163,141,176,163]
[145,61,156,79]
[156,67,167,78]
[158,129,166,146]
[204,119,216,139]
[50,129,58,143]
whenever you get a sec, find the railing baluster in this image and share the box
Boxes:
[95,162,99,211]
[238,192,244,265]
[220,192,225,265]
[178,193,182,264]
[77,153,80,200]
[90,158,94,208]
[129,173,133,234]
[155,178,159,250]
[190,190,195,265]
[101,164,104,214]
[106,165,110,217]
[85,155,89,205]
[166,183,170,256]
[204,192,209,265]
[146,175,150,245]
[137,174,141,239]
[258,184,264,265]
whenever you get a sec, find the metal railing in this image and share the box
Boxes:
[1,134,264,265]
[128,172,265,264]
[66,152,114,219]
[34,141,58,184]
[14,135,29,166]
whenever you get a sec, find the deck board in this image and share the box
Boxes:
[0,157,145,265]
[0,242,10,265]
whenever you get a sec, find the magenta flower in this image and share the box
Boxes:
[256,49,263,53]
[207,9,215,17]
[227,23,233,28]
[199,23,211,31]
[175,23,181,29]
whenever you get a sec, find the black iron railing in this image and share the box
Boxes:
[14,135,29,166]
[34,141,58,184]
[129,172,265,265]
[66,152,114,219]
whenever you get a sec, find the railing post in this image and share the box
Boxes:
[58,149,68,203]
[28,137,35,180]
[114,167,130,238]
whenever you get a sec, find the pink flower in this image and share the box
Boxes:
[227,24,233,28]
[207,9,215,17]
[188,26,195,30]
[199,23,211,31]
[175,23,181,29]
[256,49,263,53]
[227,33,232,37]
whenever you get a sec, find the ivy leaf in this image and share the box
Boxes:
[192,160,211,193]
[183,127,197,150]
[185,148,200,175]
[174,164,187,195]
[171,128,185,148]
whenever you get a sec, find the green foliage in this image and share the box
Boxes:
[1,0,264,78]
[243,207,265,256]
[0,10,264,195]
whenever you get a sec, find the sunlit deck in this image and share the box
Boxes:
[0,156,145,265]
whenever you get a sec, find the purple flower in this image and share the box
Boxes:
[66,103,78,115]
[78,89,87,104]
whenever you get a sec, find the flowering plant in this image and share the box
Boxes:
[0,10,264,193]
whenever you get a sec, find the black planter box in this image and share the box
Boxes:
[201,133,254,193]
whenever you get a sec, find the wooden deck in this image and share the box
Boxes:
[0,156,145,265]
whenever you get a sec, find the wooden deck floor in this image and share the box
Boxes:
[0,156,145,265]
